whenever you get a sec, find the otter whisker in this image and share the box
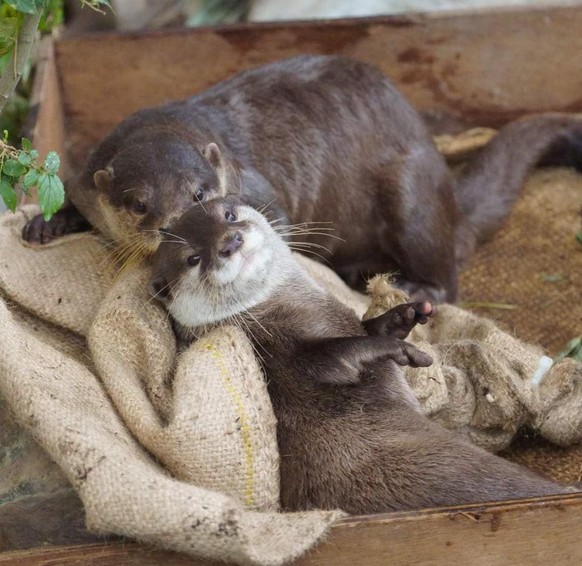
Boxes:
[287,245,331,264]
[160,239,189,246]
[159,232,187,244]
[194,189,207,213]
[275,226,336,233]
[244,310,273,339]
[142,228,187,244]
[274,225,345,241]
[276,229,345,242]
[256,198,279,215]
[232,311,270,363]
[145,279,175,306]
[114,240,150,278]
[285,241,333,254]
[279,222,335,231]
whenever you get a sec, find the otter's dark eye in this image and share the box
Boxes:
[187,254,201,267]
[195,186,206,202]
[132,200,147,215]
[225,210,236,223]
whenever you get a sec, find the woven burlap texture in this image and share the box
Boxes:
[0,207,340,566]
[363,274,582,452]
[0,204,580,564]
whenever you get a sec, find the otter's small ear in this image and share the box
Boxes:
[203,142,230,197]
[203,142,222,169]
[93,166,114,194]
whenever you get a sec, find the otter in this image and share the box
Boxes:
[23,55,582,302]
[148,195,570,513]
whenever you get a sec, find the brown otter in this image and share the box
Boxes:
[23,55,582,302]
[148,195,571,513]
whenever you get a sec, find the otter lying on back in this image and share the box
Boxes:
[24,55,582,302]
[149,195,569,513]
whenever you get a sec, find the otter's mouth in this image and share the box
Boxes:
[237,248,259,275]
[213,226,268,287]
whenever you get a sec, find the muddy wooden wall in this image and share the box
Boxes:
[53,6,582,168]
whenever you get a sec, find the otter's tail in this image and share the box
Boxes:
[454,114,582,260]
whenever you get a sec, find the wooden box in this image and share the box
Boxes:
[2,5,581,565]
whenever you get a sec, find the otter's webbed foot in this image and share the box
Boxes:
[364,301,435,340]
[304,334,433,386]
[22,206,90,244]
[378,337,433,367]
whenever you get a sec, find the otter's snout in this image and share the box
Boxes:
[219,231,244,257]
[149,275,171,301]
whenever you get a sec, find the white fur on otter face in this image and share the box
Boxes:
[167,205,298,329]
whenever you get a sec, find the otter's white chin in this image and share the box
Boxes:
[212,227,270,286]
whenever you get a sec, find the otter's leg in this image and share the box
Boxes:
[363,301,435,339]
[22,203,91,244]
[374,161,460,303]
[301,335,432,386]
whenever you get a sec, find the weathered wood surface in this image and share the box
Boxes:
[1,493,581,565]
[28,38,68,174]
[54,5,582,168]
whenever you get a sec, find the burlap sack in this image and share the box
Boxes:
[0,208,342,564]
[88,266,280,511]
[361,273,582,452]
[0,205,580,562]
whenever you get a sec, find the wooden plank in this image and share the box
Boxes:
[29,37,68,175]
[300,493,582,566]
[53,5,582,167]
[1,494,581,565]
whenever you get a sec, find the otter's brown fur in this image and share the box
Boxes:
[24,55,582,301]
[150,197,570,514]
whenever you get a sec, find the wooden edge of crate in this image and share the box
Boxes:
[1,492,580,565]
[30,36,68,172]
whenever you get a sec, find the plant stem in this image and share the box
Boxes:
[0,11,42,116]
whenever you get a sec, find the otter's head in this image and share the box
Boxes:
[92,134,238,258]
[148,197,293,329]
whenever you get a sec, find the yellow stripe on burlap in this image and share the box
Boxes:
[203,342,255,508]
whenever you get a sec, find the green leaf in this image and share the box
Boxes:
[5,0,37,15]
[17,151,31,166]
[80,0,113,13]
[43,151,60,174]
[29,149,38,160]
[1,158,26,177]
[38,0,65,33]
[576,232,582,247]
[0,17,18,57]
[21,137,32,151]
[0,178,18,212]
[38,173,64,220]
[23,168,39,188]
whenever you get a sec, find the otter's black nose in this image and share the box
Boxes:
[148,275,171,300]
[219,231,244,257]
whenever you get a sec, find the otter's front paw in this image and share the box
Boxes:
[385,338,433,368]
[22,208,89,244]
[364,302,436,339]
[22,213,66,244]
